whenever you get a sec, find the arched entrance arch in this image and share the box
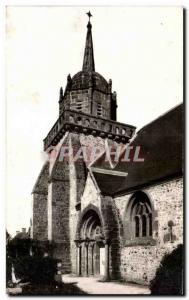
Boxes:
[75,207,107,277]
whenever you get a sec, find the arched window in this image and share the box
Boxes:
[124,191,154,245]
[131,194,152,239]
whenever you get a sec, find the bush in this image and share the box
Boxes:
[14,256,58,284]
[150,244,183,295]
[6,256,12,286]
[13,256,33,282]
[8,238,31,258]
[31,239,55,257]
[7,236,58,285]
[30,256,58,284]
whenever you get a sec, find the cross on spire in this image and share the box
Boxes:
[82,11,95,72]
[86,11,92,22]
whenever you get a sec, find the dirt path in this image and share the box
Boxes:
[62,275,151,295]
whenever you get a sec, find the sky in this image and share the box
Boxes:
[6,6,183,236]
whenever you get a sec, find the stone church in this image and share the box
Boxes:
[31,15,183,285]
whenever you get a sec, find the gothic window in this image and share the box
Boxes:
[124,191,154,245]
[132,200,152,238]
[97,103,102,116]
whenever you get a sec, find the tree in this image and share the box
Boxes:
[150,244,183,295]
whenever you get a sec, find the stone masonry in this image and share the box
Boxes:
[31,14,183,286]
[114,177,183,284]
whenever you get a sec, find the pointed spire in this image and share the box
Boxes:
[82,12,95,72]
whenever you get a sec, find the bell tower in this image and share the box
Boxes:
[59,15,117,121]
[44,13,135,151]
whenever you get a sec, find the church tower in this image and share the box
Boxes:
[58,18,117,121]
[31,13,136,278]
[43,14,135,152]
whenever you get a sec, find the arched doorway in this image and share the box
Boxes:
[75,209,106,277]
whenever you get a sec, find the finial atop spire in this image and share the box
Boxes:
[82,11,95,72]
[86,11,92,22]
[60,87,63,95]
[59,87,63,103]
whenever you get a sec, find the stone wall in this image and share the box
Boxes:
[80,134,105,167]
[47,132,88,273]
[32,162,49,241]
[59,87,114,120]
[69,133,87,274]
[81,173,101,211]
[47,133,71,272]
[70,89,90,114]
[101,196,121,279]
[114,177,183,285]
[32,193,48,240]
[92,90,111,119]
[46,132,105,274]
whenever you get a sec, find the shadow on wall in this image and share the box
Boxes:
[150,244,183,295]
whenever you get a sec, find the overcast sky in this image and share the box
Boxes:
[6,6,183,235]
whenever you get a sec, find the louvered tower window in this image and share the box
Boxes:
[76,100,82,111]
[97,103,102,116]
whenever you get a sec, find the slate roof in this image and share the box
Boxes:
[90,104,183,196]
[71,71,109,93]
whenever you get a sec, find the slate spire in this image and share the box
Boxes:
[82,12,95,72]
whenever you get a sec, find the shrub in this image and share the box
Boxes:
[6,256,12,286]
[150,244,183,295]
[29,256,58,283]
[7,236,58,285]
[8,238,31,259]
[14,256,58,284]
[31,239,55,257]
